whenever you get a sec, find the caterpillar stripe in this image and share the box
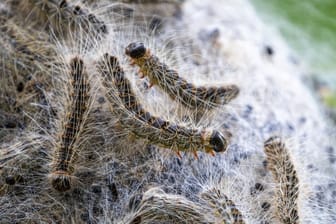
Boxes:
[98,53,231,157]
[125,42,239,111]
[201,188,245,224]
[264,137,300,224]
[50,57,90,192]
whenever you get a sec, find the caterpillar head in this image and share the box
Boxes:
[264,136,283,154]
[49,171,72,192]
[125,42,147,59]
[204,130,231,154]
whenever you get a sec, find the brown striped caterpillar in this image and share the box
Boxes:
[264,137,300,224]
[50,57,90,192]
[8,0,108,38]
[127,187,211,223]
[125,42,239,112]
[201,188,245,224]
[98,53,231,158]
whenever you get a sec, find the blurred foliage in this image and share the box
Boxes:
[251,0,336,108]
[324,92,336,108]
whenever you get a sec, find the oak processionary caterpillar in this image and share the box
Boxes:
[125,42,239,112]
[50,57,90,192]
[8,0,108,37]
[98,53,231,158]
[264,136,300,224]
[128,188,210,223]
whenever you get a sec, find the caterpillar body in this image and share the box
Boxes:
[127,188,211,224]
[8,0,108,38]
[264,137,300,224]
[98,53,231,157]
[125,42,239,112]
[50,57,90,192]
[0,13,56,123]
[201,188,245,224]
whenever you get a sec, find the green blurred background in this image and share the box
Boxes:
[251,0,336,108]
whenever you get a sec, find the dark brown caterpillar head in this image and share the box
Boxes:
[125,42,146,59]
[50,171,72,192]
[209,131,229,153]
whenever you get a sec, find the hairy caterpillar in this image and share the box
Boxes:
[125,42,239,112]
[98,53,231,157]
[264,137,300,224]
[126,187,211,224]
[201,188,245,224]
[50,57,90,192]
[7,0,107,38]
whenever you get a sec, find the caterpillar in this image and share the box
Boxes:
[264,136,300,224]
[0,12,56,124]
[125,42,239,112]
[50,57,90,192]
[126,187,211,224]
[201,188,245,224]
[7,0,108,38]
[98,53,231,158]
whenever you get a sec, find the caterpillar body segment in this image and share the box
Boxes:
[125,42,239,111]
[264,137,300,224]
[98,53,231,156]
[50,57,90,192]
[201,188,245,224]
